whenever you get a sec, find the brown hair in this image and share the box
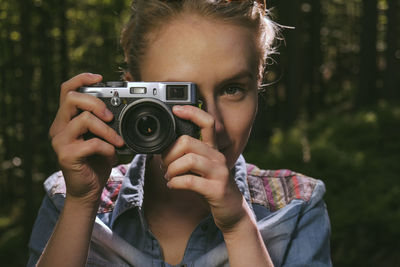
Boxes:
[120,0,278,82]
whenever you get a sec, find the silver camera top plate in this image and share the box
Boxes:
[78,81,197,104]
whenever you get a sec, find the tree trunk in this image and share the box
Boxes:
[18,0,35,243]
[306,0,323,119]
[1,20,16,208]
[384,0,399,101]
[0,49,6,207]
[59,0,69,83]
[279,1,303,128]
[38,0,56,174]
[357,0,378,106]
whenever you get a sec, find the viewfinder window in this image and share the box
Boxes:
[166,85,188,100]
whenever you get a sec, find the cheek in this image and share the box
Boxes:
[222,104,257,169]
[237,108,256,143]
[225,100,257,146]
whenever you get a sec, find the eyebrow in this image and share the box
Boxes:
[222,70,255,83]
[216,69,256,88]
[159,69,256,86]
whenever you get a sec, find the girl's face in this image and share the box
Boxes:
[140,15,260,169]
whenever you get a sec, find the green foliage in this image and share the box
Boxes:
[0,201,26,266]
[245,102,400,266]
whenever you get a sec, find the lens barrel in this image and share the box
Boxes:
[119,99,176,154]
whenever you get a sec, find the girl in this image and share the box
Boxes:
[28,1,331,266]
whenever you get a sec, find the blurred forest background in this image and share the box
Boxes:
[0,0,399,266]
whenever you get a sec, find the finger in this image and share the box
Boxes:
[165,152,229,181]
[50,91,113,138]
[60,73,102,104]
[56,111,124,147]
[61,91,113,122]
[167,174,212,195]
[75,138,116,159]
[57,138,116,167]
[165,153,208,179]
[172,105,217,148]
[162,135,224,167]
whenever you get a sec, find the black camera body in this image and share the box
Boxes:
[78,81,200,154]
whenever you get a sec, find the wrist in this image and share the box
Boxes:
[64,193,101,216]
[221,204,273,267]
[222,212,273,267]
[220,199,258,240]
[222,211,258,243]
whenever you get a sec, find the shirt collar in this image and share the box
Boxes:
[234,154,253,211]
[111,154,253,228]
[111,154,147,227]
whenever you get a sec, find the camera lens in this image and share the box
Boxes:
[120,99,176,154]
[136,115,159,137]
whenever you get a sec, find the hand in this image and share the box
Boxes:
[162,105,248,233]
[49,73,124,205]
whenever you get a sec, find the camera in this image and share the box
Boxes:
[78,81,200,154]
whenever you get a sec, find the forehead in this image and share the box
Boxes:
[141,15,259,82]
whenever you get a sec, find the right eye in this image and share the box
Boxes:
[220,85,247,101]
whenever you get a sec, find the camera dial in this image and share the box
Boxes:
[111,91,121,107]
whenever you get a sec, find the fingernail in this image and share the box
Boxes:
[173,105,183,111]
[164,173,170,181]
[90,73,102,79]
[116,134,124,145]
[104,109,113,119]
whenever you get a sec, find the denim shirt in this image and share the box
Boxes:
[28,155,331,267]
